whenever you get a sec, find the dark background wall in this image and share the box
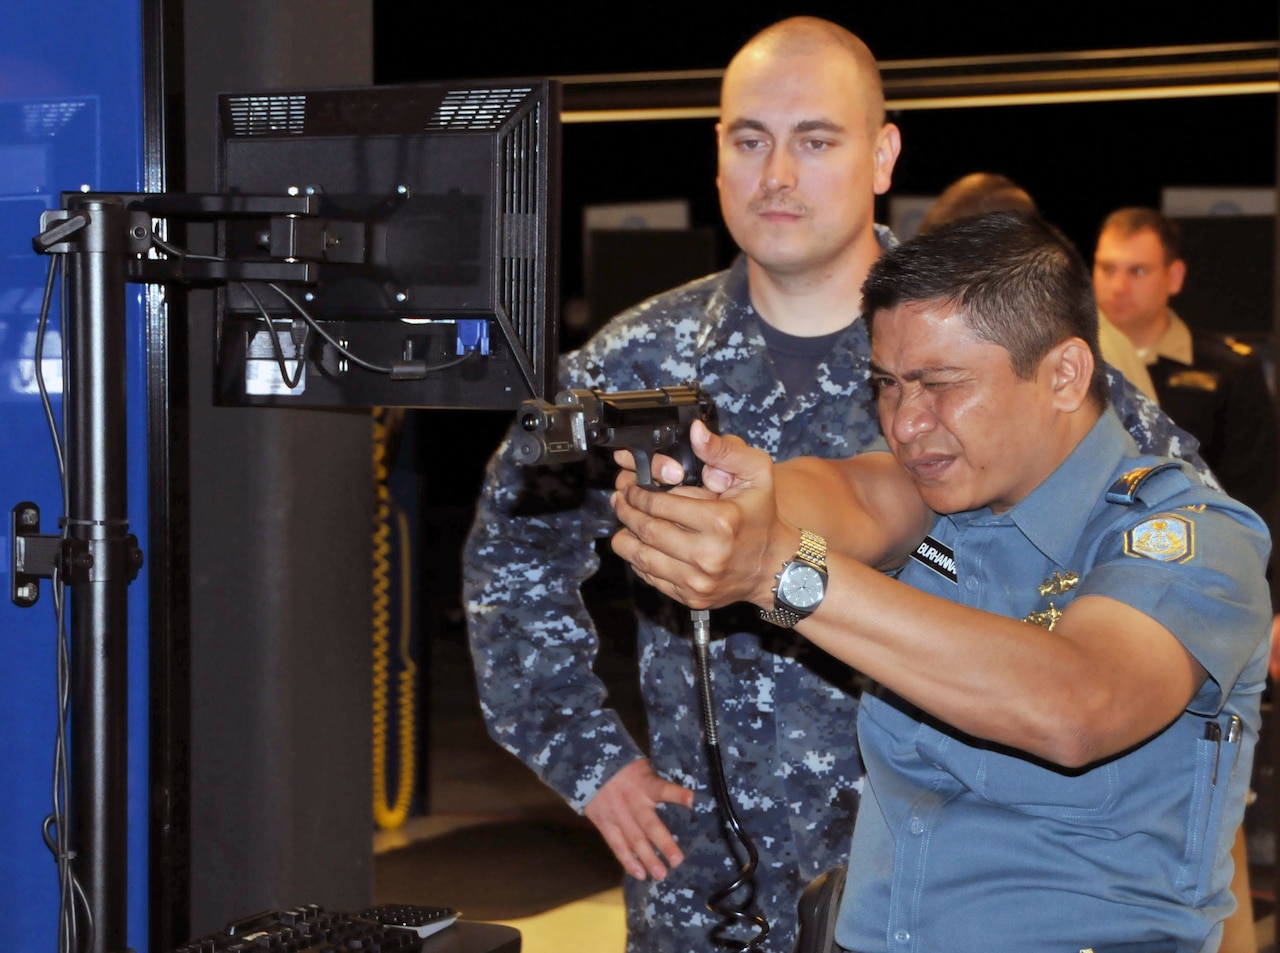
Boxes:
[374,2,1280,304]
[178,0,377,942]
[374,4,1278,75]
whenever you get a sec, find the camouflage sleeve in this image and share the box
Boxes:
[1106,364,1219,489]
[462,275,723,811]
[461,397,645,812]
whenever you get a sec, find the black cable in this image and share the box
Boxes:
[240,283,307,389]
[152,233,317,385]
[34,253,93,953]
[149,233,219,264]
[690,609,769,952]
[35,255,66,504]
[149,231,484,377]
[45,565,93,953]
[263,281,480,376]
[262,279,393,375]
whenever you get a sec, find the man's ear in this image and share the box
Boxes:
[872,123,902,197]
[714,122,725,192]
[1047,338,1095,412]
[1167,257,1187,297]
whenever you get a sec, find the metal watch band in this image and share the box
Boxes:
[794,528,827,570]
[759,529,828,628]
[758,604,809,627]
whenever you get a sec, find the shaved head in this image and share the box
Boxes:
[724,16,886,132]
[714,15,900,302]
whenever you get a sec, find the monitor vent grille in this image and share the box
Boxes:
[500,105,544,357]
[430,86,534,130]
[227,95,308,136]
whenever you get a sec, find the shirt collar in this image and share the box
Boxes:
[1141,309,1194,365]
[695,228,897,405]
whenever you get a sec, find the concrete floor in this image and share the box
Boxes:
[373,626,629,952]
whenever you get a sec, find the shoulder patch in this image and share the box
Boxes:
[1106,462,1182,505]
[1124,512,1196,563]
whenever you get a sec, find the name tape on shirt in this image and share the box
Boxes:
[909,536,957,583]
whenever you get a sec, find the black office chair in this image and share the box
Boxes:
[791,865,847,953]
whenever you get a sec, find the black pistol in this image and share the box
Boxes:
[512,383,719,489]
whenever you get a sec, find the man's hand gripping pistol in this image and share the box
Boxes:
[511,382,719,489]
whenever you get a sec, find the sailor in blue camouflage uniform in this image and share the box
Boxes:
[463,19,1210,953]
[467,252,885,951]
[608,212,1263,952]
[467,18,902,953]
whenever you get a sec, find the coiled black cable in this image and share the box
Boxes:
[690,609,769,952]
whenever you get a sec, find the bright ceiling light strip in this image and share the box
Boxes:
[562,80,1279,123]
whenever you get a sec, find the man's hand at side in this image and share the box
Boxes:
[583,758,695,881]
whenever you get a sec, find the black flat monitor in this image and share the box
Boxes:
[213,79,560,410]
[1172,214,1275,338]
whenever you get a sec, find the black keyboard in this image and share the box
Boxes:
[174,903,459,952]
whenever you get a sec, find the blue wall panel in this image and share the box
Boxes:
[2,4,150,951]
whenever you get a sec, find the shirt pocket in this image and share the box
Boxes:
[971,746,1121,818]
[1177,715,1243,899]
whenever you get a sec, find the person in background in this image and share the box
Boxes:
[1093,206,1278,525]
[611,212,1270,952]
[921,172,1159,404]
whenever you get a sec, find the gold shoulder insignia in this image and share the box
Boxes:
[1124,513,1195,563]
[1225,337,1255,357]
[1106,462,1180,505]
[1181,504,1207,513]
[1167,369,1219,392]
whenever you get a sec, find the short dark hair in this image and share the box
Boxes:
[1097,206,1182,263]
[916,172,1037,235]
[863,211,1109,407]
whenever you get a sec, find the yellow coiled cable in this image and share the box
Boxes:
[372,408,417,830]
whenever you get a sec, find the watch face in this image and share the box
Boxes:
[779,563,824,610]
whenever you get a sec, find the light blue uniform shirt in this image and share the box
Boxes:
[837,410,1271,953]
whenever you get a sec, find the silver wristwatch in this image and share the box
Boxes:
[759,529,828,628]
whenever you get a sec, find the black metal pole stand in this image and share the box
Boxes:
[33,194,150,953]
[22,189,313,953]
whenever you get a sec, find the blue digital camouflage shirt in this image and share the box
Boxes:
[463,236,1206,953]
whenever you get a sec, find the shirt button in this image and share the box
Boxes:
[965,577,978,591]
[909,816,925,834]
[894,929,911,943]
